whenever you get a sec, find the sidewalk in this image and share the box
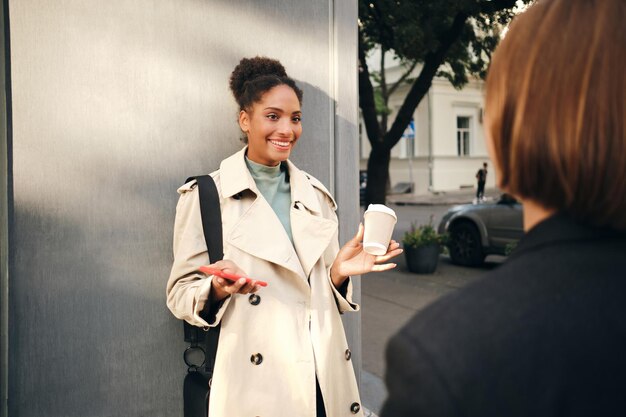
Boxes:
[362,371,387,417]
[386,187,501,206]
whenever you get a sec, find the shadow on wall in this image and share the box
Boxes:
[10,205,182,416]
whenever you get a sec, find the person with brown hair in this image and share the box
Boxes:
[381,0,626,415]
[167,56,402,417]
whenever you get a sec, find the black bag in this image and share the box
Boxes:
[182,175,223,417]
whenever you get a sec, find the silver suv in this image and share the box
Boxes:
[438,194,524,266]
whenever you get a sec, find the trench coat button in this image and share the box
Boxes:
[208,378,212,388]
[249,294,261,306]
[350,402,360,414]
[345,349,352,360]
[250,353,263,365]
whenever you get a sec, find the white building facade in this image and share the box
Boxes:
[360,63,497,195]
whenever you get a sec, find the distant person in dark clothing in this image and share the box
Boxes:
[475,162,488,202]
[381,1,626,416]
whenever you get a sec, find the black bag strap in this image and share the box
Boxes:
[190,175,224,262]
[182,174,223,417]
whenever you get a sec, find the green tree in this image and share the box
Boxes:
[359,0,532,204]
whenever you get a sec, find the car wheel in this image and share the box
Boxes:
[448,221,485,267]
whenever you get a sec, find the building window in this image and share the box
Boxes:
[456,116,471,156]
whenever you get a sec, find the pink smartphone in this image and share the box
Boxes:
[199,266,268,287]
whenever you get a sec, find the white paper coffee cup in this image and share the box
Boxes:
[363,204,397,256]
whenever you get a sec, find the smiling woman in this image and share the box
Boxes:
[166,56,403,417]
[237,84,303,166]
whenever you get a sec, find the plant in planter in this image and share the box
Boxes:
[402,218,447,274]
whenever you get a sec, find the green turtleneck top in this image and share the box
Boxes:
[245,156,293,244]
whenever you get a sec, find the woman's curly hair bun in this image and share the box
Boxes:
[229,57,287,102]
[229,56,302,112]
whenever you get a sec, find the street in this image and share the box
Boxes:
[359,203,505,414]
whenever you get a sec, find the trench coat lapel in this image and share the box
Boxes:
[220,148,306,279]
[288,163,338,278]
[227,197,306,279]
[290,207,337,278]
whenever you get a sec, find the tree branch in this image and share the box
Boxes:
[380,49,388,132]
[388,60,418,97]
[384,11,469,149]
[358,31,383,146]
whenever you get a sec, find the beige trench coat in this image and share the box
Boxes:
[167,147,363,417]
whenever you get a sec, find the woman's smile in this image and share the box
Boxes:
[268,139,292,151]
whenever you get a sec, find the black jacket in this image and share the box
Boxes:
[381,215,626,417]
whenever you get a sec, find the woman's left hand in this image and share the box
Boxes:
[330,223,403,288]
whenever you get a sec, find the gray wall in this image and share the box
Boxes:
[1,0,358,416]
[1,0,10,415]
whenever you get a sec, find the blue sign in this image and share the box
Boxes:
[402,119,415,140]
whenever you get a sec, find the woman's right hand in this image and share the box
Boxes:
[209,259,261,303]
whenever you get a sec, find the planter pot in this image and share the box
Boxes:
[404,243,440,274]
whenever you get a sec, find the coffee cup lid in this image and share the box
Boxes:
[365,204,397,220]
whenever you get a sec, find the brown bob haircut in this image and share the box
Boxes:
[485,0,626,230]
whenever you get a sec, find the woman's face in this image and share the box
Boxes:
[239,84,302,166]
